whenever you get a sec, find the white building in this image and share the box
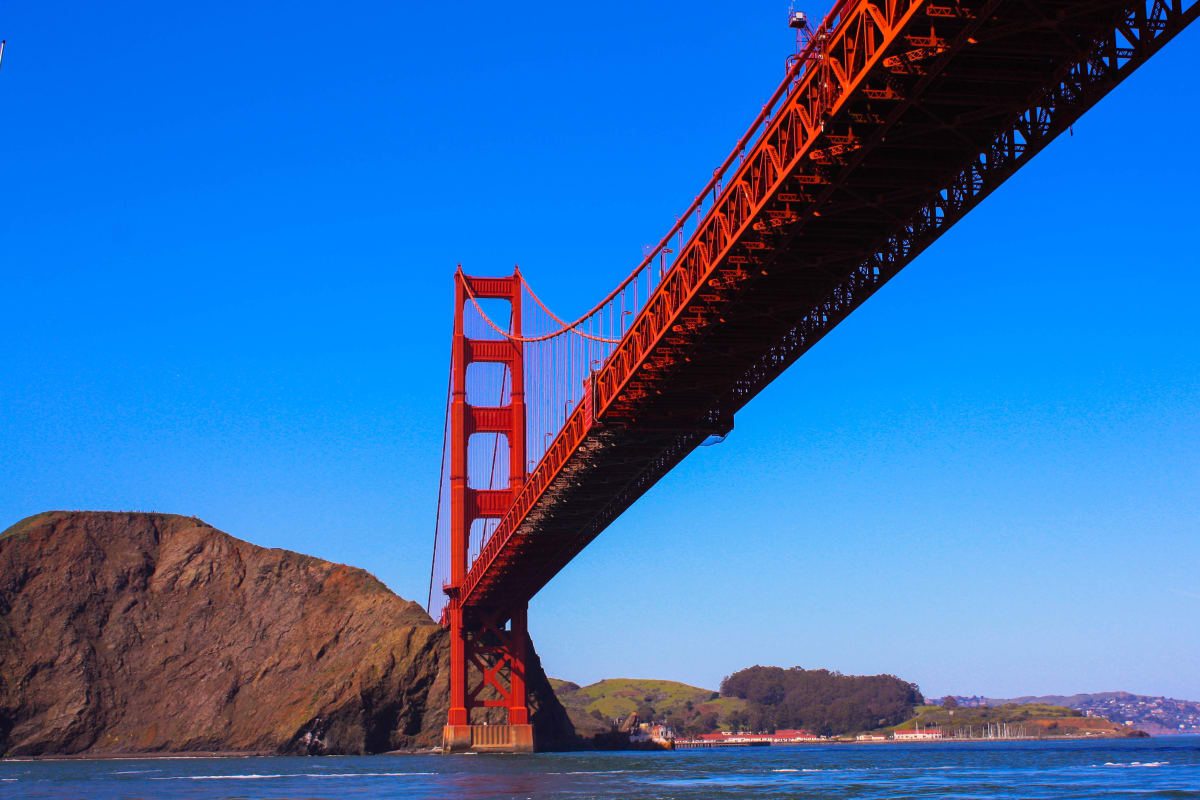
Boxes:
[894,727,943,740]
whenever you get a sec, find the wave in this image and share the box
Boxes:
[546,770,634,775]
[152,772,436,780]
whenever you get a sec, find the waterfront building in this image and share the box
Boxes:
[894,727,943,740]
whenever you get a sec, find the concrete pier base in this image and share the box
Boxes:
[442,724,534,753]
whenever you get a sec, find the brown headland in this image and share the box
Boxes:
[0,511,573,756]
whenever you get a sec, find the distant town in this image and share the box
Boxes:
[941,693,1200,736]
[673,726,949,749]
[630,721,1113,749]
[553,674,1190,750]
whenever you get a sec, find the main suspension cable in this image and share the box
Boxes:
[427,335,453,615]
[460,269,621,344]
[453,5,839,347]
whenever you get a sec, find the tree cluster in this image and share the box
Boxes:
[719,666,923,736]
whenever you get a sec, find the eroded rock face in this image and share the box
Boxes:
[0,511,573,755]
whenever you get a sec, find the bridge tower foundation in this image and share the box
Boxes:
[442,268,534,753]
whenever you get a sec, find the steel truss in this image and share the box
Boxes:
[446,0,1198,652]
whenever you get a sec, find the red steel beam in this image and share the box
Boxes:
[449,0,1198,617]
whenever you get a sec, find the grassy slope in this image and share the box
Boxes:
[551,677,748,725]
[1,511,199,542]
[886,703,1140,737]
[1,512,60,541]
[550,678,1139,739]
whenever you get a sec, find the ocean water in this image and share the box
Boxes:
[1,737,1197,799]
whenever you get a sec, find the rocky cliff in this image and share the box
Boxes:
[0,511,574,756]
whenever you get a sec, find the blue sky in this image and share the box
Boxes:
[2,2,1197,701]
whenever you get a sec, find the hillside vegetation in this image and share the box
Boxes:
[720,666,923,736]
[892,702,1148,738]
[552,667,924,738]
[550,678,748,736]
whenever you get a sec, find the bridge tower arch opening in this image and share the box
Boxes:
[443,268,534,753]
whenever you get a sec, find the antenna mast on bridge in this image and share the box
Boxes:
[786,5,819,73]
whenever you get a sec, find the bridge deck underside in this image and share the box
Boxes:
[458,0,1196,617]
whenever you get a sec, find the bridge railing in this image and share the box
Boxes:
[436,0,1200,618]
[431,0,906,618]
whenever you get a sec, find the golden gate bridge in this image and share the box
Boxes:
[426,0,1198,752]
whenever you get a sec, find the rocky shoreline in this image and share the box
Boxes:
[0,511,575,757]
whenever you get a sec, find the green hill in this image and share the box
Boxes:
[550,678,747,735]
[550,675,1150,741]
[884,703,1147,738]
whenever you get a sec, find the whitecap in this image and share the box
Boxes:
[152,772,434,781]
[152,775,286,780]
[312,773,437,778]
[546,770,634,776]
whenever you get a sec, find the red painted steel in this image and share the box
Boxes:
[445,269,531,739]
[436,0,1198,748]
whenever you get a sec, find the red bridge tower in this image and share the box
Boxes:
[442,268,534,753]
